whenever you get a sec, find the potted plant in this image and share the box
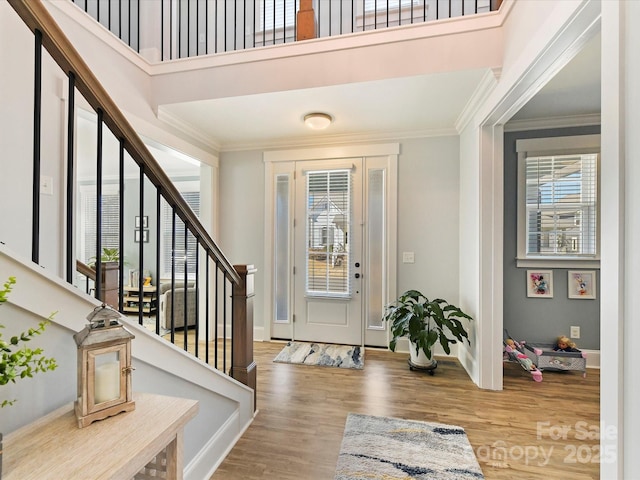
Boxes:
[87,248,121,307]
[1,276,57,478]
[383,289,473,371]
[87,247,120,268]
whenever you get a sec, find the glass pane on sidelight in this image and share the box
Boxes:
[94,351,121,403]
[274,174,290,322]
[305,170,350,296]
[367,169,385,329]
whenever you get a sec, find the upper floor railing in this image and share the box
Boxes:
[7,0,257,399]
[71,0,499,61]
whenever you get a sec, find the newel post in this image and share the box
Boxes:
[231,264,257,410]
[296,0,315,41]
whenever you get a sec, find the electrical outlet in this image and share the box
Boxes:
[402,252,414,264]
[570,326,580,339]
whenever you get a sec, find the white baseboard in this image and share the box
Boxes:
[253,326,265,342]
[185,409,253,480]
[386,338,601,369]
[583,349,600,369]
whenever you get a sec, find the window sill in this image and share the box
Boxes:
[516,257,600,269]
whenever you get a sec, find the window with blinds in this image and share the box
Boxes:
[260,0,296,30]
[305,170,351,297]
[524,153,598,257]
[364,0,423,11]
[81,187,120,263]
[161,191,201,279]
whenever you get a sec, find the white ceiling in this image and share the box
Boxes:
[157,32,600,152]
[159,68,490,150]
[510,32,601,123]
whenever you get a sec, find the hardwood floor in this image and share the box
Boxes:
[210,341,599,480]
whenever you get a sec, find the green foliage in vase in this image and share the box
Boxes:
[0,276,58,407]
[87,247,120,268]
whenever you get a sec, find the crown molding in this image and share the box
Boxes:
[455,67,501,133]
[156,108,221,152]
[217,127,459,153]
[504,113,601,132]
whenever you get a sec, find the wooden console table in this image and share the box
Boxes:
[3,392,198,480]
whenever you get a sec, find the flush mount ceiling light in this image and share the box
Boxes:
[304,112,333,130]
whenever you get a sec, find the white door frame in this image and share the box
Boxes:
[263,143,399,344]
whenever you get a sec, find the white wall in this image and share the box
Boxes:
[396,137,460,300]
[0,1,68,275]
[600,1,639,477]
[217,150,266,329]
[458,125,482,383]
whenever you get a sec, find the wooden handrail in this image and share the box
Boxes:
[8,0,240,286]
[75,260,95,281]
[8,0,256,395]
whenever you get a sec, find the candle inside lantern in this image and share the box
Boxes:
[94,361,121,403]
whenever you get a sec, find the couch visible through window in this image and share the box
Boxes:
[159,282,197,330]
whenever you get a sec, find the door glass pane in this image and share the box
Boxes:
[367,169,385,329]
[274,174,290,322]
[305,170,350,297]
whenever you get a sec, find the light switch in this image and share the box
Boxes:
[402,252,415,263]
[40,175,53,196]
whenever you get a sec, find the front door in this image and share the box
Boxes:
[293,159,363,345]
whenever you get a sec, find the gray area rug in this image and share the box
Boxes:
[335,414,484,480]
[273,341,364,369]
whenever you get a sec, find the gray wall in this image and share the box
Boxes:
[122,177,159,285]
[218,136,461,334]
[503,126,600,349]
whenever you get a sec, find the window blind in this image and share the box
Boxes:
[82,189,120,263]
[161,191,201,278]
[305,170,351,296]
[525,153,597,257]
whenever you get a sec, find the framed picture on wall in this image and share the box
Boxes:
[568,270,596,299]
[526,270,553,298]
[135,215,148,228]
[134,229,149,243]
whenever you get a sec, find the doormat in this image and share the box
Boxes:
[335,414,484,480]
[273,341,364,369]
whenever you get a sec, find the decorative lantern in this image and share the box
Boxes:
[74,304,135,428]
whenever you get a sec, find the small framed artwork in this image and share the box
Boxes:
[135,215,148,228]
[568,270,596,299]
[134,229,149,243]
[526,270,553,298]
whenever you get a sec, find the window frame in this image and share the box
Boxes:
[516,134,601,269]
